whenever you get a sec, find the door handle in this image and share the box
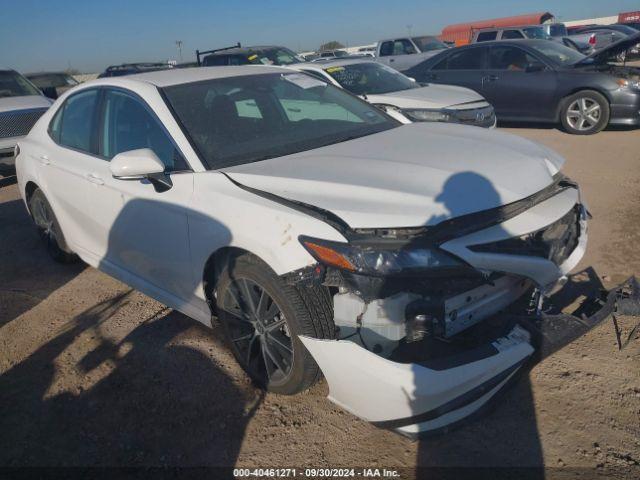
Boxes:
[39,155,50,165]
[389,58,395,62]
[482,75,500,86]
[86,173,104,185]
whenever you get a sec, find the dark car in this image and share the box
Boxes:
[405,36,640,134]
[25,72,79,99]
[197,44,305,66]
[98,63,172,78]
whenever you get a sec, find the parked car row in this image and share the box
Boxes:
[405,35,640,134]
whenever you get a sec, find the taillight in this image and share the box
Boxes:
[589,34,597,46]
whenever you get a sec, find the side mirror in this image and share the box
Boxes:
[526,63,546,73]
[110,148,172,192]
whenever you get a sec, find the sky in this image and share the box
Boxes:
[3,0,640,73]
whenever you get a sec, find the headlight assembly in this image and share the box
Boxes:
[401,108,451,122]
[617,78,640,90]
[299,236,464,276]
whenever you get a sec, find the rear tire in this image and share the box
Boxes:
[28,189,78,263]
[560,90,610,135]
[214,253,334,395]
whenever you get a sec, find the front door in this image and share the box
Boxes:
[482,45,558,121]
[86,88,195,303]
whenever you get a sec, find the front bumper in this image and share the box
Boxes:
[301,325,533,437]
[301,187,591,436]
[609,89,640,126]
[0,140,19,174]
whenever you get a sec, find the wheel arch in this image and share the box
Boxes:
[202,246,253,315]
[24,180,40,214]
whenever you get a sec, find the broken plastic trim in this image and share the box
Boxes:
[224,172,575,246]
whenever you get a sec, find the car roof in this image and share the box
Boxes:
[460,39,552,48]
[207,45,286,56]
[299,58,374,70]
[25,71,70,77]
[475,24,543,31]
[101,65,294,87]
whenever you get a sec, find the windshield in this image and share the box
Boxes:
[0,71,41,98]
[528,41,587,66]
[523,27,551,39]
[246,48,305,65]
[162,73,397,169]
[411,36,448,52]
[613,25,640,35]
[324,62,417,95]
[28,73,78,89]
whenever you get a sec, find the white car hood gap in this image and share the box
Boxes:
[223,123,560,229]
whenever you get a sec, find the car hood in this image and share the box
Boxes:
[370,84,487,110]
[223,123,563,229]
[0,95,52,113]
[578,32,640,65]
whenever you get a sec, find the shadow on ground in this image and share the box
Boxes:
[0,290,259,467]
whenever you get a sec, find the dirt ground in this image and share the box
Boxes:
[0,125,639,478]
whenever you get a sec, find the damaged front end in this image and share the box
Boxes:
[289,176,611,437]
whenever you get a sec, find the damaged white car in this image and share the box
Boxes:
[15,66,587,436]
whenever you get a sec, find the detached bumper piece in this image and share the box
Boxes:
[300,277,638,439]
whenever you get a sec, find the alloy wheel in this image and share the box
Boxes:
[565,98,601,132]
[221,277,293,385]
[31,195,58,247]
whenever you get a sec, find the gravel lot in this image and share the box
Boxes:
[0,125,639,477]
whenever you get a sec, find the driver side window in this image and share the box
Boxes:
[488,46,542,71]
[101,89,188,172]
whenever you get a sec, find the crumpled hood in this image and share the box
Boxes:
[579,32,640,65]
[372,84,488,110]
[0,95,52,114]
[223,123,564,229]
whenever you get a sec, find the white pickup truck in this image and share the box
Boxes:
[375,35,450,72]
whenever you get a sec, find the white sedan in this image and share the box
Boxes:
[16,66,587,437]
[295,59,496,128]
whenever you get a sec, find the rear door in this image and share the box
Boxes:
[422,46,487,95]
[36,88,101,254]
[482,45,558,121]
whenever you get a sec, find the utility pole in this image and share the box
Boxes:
[175,40,183,62]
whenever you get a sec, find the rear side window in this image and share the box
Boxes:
[435,48,485,70]
[502,30,525,39]
[57,89,100,153]
[101,89,188,171]
[476,31,498,42]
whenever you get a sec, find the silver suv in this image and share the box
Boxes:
[0,69,52,175]
[472,24,593,54]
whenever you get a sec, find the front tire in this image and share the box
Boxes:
[215,253,334,395]
[560,90,610,135]
[28,188,78,263]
